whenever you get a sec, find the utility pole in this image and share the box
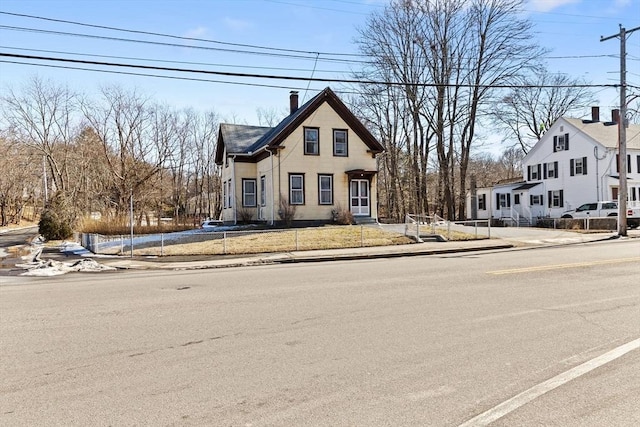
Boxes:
[601,25,639,237]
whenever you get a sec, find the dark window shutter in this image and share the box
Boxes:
[616,154,620,173]
[540,195,544,205]
[628,155,632,173]
[527,165,531,181]
[553,136,558,152]
[530,195,533,205]
[570,159,575,176]
[554,162,558,178]
[496,193,501,210]
[582,157,587,175]
[548,191,552,207]
[543,163,548,179]
[564,133,569,150]
[537,164,541,180]
[637,155,640,173]
[560,190,564,207]
[507,193,511,207]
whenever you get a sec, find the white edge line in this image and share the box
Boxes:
[458,338,640,427]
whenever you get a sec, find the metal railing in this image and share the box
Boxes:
[404,214,491,241]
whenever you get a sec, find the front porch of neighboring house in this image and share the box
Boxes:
[492,182,544,227]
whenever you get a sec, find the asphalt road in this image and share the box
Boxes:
[1,239,639,426]
[0,226,38,270]
[0,226,38,248]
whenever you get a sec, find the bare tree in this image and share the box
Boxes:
[81,85,169,218]
[1,76,78,196]
[493,69,595,153]
[0,136,40,225]
[190,110,220,221]
[355,0,433,217]
[356,0,544,220]
[256,107,287,127]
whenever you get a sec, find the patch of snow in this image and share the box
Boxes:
[18,258,116,276]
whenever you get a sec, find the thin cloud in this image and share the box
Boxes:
[224,17,252,32]
[183,26,209,38]
[528,0,581,12]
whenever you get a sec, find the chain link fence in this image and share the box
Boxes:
[80,225,411,257]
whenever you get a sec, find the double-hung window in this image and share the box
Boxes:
[289,173,305,205]
[616,154,632,173]
[530,194,543,205]
[304,127,319,155]
[478,194,486,211]
[528,164,541,181]
[318,174,333,205]
[548,190,564,208]
[260,176,266,206]
[545,161,558,179]
[242,179,256,207]
[570,157,587,176]
[497,193,511,208]
[333,129,348,157]
[553,133,569,152]
[223,181,227,209]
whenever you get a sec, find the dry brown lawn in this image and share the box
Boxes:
[134,226,415,256]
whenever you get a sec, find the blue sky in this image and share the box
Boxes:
[0,0,638,128]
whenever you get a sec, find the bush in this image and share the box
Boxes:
[237,208,254,224]
[332,204,354,225]
[38,193,76,240]
[277,195,297,227]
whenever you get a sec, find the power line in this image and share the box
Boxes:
[0,59,328,92]
[0,52,619,89]
[0,10,361,58]
[0,25,360,63]
[0,46,353,74]
[0,21,619,64]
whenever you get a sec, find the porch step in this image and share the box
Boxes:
[353,216,378,225]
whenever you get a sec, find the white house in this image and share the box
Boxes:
[468,107,640,225]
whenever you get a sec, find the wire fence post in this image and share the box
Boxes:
[223,232,227,255]
[360,225,364,247]
[160,233,164,256]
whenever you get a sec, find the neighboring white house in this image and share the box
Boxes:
[467,107,640,225]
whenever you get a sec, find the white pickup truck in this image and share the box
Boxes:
[561,201,640,228]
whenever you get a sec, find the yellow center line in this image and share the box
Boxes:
[487,257,640,275]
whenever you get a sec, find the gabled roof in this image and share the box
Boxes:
[214,87,384,165]
[526,116,640,162]
[564,118,640,150]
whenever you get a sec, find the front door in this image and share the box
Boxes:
[350,179,370,216]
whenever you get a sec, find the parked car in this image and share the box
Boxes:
[560,201,640,228]
[200,220,223,230]
[561,201,618,219]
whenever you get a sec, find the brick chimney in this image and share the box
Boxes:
[612,109,620,124]
[591,106,600,122]
[289,91,299,115]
